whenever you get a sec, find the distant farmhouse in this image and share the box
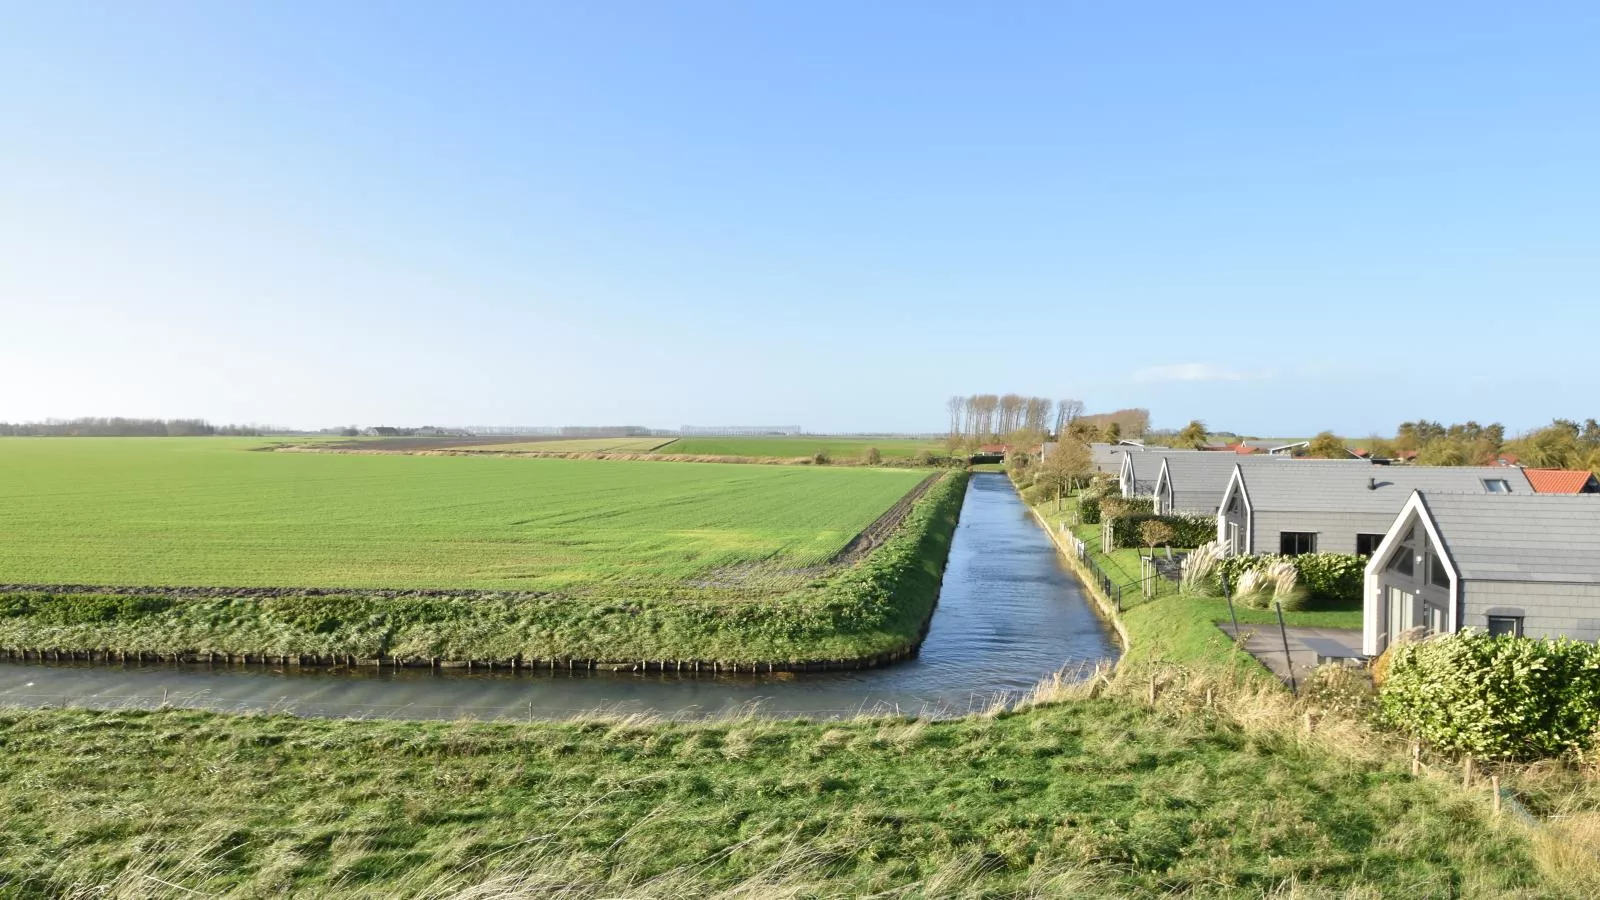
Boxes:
[1363,491,1600,655]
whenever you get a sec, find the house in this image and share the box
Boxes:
[1089,441,1171,475]
[1523,468,1600,494]
[1362,491,1600,656]
[1152,454,1368,516]
[1216,463,1534,557]
[1117,448,1203,497]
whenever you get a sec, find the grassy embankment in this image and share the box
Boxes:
[0,439,962,666]
[0,684,1557,899]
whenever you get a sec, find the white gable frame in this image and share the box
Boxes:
[1215,465,1252,554]
[1153,458,1172,514]
[1361,491,1461,656]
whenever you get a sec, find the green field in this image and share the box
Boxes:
[0,439,959,662]
[0,438,924,590]
[658,436,942,459]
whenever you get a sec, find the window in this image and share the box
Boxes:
[1487,615,1523,638]
[1428,553,1450,588]
[1482,479,1513,493]
[1279,532,1317,555]
[1227,494,1240,514]
[1356,533,1385,556]
[1387,548,1415,576]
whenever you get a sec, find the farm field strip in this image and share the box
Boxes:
[461,437,679,453]
[658,437,942,459]
[0,439,927,592]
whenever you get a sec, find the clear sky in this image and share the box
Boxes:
[4,3,1596,435]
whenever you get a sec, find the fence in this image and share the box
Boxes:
[1067,534,1177,612]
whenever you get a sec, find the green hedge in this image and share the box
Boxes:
[1214,553,1364,604]
[1077,495,1102,524]
[1107,514,1214,549]
[1380,630,1600,760]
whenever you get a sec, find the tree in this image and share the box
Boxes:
[1035,439,1093,498]
[1140,519,1176,556]
[1305,431,1349,459]
[1054,399,1083,438]
[1177,419,1209,449]
[946,396,963,438]
[1103,422,1122,443]
[864,447,882,465]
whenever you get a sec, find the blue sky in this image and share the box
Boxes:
[3,2,1596,435]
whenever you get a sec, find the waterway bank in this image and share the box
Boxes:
[0,473,1118,721]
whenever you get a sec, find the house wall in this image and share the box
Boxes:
[1249,510,1399,556]
[1461,580,1600,643]
[1219,504,1247,554]
[1169,489,1226,517]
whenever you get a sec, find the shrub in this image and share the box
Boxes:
[1214,553,1364,605]
[1077,495,1102,525]
[864,447,882,465]
[914,450,934,466]
[1380,630,1600,760]
[1106,513,1214,550]
[812,449,831,465]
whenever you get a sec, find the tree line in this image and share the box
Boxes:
[0,417,262,437]
[1297,419,1600,472]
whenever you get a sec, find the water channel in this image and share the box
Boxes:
[0,473,1118,721]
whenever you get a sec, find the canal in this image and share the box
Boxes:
[0,473,1117,720]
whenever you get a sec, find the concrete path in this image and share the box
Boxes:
[1216,624,1364,686]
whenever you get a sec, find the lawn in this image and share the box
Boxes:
[659,436,942,459]
[0,438,925,590]
[0,701,1545,898]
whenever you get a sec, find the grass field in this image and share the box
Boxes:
[0,439,960,662]
[0,438,924,591]
[658,436,942,459]
[0,692,1552,899]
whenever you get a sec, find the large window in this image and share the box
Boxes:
[1356,533,1385,556]
[1279,532,1317,555]
[1487,615,1523,638]
[1429,553,1450,588]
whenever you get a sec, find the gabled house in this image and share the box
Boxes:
[1523,468,1600,494]
[1153,455,1368,516]
[1118,448,1203,497]
[1216,463,1534,557]
[1362,491,1600,655]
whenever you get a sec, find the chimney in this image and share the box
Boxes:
[1368,477,1377,490]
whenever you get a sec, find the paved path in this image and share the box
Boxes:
[1216,624,1364,686]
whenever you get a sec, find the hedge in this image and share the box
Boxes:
[1380,630,1600,760]
[1107,513,1215,549]
[1214,553,1365,605]
[1077,495,1102,524]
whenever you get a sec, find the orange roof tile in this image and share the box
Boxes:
[1524,468,1598,493]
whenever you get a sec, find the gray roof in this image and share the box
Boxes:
[1419,491,1600,584]
[1159,454,1367,514]
[1235,464,1534,514]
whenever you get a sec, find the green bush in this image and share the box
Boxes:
[1106,514,1213,549]
[1077,495,1101,524]
[863,447,882,465]
[1380,630,1600,760]
[1214,553,1364,604]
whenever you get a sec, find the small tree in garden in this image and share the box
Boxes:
[1139,519,1176,558]
[1035,439,1093,503]
[1103,422,1122,443]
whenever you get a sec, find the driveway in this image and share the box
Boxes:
[1216,624,1365,686]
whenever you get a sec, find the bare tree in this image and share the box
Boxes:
[947,396,964,438]
[1054,399,1083,437]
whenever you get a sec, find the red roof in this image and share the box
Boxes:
[1524,468,1598,494]
[977,443,1008,453]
